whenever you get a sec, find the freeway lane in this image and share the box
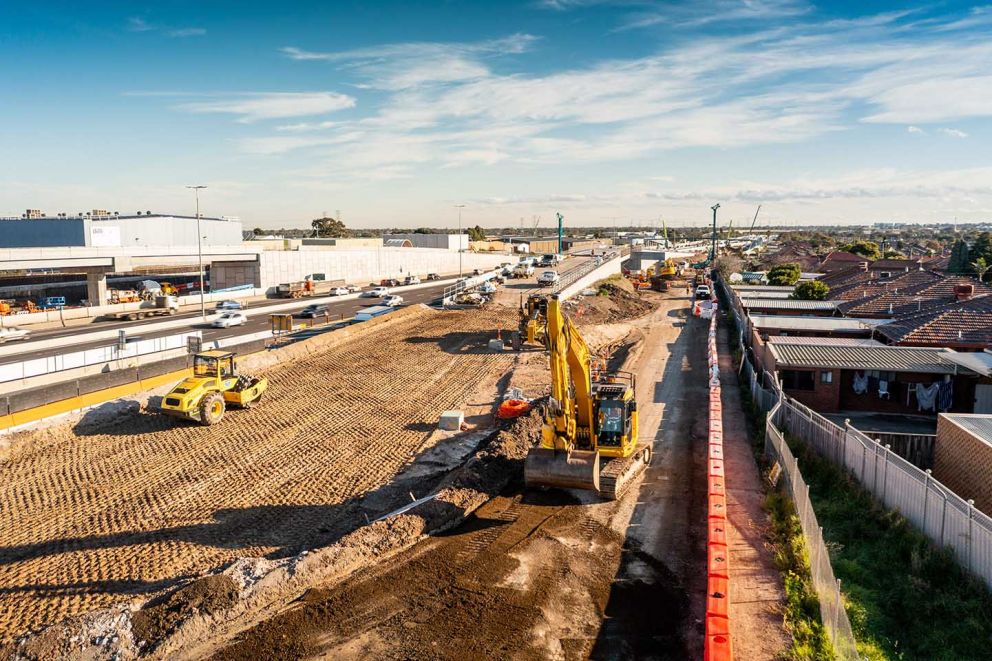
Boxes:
[0,256,592,367]
[0,284,449,367]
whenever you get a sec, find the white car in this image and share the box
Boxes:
[404,275,421,285]
[346,284,362,293]
[382,294,404,307]
[211,311,248,328]
[538,270,560,286]
[695,285,712,300]
[330,287,349,296]
[0,326,30,343]
[370,286,390,297]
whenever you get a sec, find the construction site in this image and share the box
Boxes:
[0,251,780,661]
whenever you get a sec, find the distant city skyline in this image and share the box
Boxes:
[2,1,992,228]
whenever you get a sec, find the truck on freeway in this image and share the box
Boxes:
[275,281,315,299]
[103,295,179,321]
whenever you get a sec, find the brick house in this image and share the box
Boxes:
[766,339,982,415]
[933,414,992,516]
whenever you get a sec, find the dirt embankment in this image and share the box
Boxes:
[0,305,517,651]
[563,279,655,326]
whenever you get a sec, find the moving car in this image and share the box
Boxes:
[538,270,560,286]
[214,300,244,312]
[538,254,556,267]
[0,326,30,343]
[346,284,362,293]
[382,294,404,307]
[369,286,389,297]
[426,273,441,281]
[695,285,711,300]
[211,311,248,328]
[404,275,421,285]
[329,287,349,296]
[297,304,328,318]
[380,278,401,287]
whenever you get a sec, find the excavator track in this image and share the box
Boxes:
[599,445,652,501]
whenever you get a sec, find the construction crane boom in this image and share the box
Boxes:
[749,205,762,235]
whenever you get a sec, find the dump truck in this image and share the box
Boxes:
[276,280,315,299]
[103,295,179,321]
[158,350,267,425]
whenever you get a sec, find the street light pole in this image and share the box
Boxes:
[187,185,207,319]
[710,203,720,262]
[455,204,466,279]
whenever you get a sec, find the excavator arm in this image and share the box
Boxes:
[527,295,601,492]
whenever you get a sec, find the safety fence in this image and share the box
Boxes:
[765,393,861,658]
[776,394,992,591]
[704,299,733,661]
[0,331,202,385]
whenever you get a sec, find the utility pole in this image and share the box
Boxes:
[455,204,466,279]
[186,185,207,319]
[710,203,720,262]
[556,212,564,255]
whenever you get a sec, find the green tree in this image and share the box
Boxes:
[949,239,971,273]
[252,227,264,236]
[311,216,348,238]
[713,254,742,280]
[841,240,881,261]
[972,232,992,264]
[767,262,802,286]
[467,225,487,241]
[793,280,830,300]
[973,257,991,283]
[882,249,905,259]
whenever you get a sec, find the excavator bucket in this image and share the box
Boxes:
[524,447,600,492]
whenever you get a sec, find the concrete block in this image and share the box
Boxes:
[488,338,505,352]
[438,410,464,431]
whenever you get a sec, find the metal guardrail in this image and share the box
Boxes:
[441,270,499,306]
[551,250,622,295]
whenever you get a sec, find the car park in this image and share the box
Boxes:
[0,326,30,343]
[211,312,248,328]
[382,294,404,307]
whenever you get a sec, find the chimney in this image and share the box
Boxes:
[955,283,974,301]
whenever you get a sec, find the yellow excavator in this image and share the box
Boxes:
[158,350,267,425]
[513,293,548,349]
[524,295,652,500]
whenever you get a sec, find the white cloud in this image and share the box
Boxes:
[167,28,206,38]
[127,17,155,32]
[938,127,969,138]
[178,92,356,123]
[275,120,340,132]
[907,125,925,134]
[280,34,539,90]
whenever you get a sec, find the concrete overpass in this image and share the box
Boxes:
[0,245,260,303]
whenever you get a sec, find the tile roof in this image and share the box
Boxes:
[822,250,865,263]
[835,274,991,317]
[868,258,924,270]
[829,270,942,301]
[768,341,960,373]
[874,295,992,346]
[817,266,873,288]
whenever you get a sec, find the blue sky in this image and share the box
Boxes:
[2,1,992,228]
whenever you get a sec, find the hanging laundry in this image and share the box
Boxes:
[916,382,939,412]
[938,379,954,411]
[853,372,869,394]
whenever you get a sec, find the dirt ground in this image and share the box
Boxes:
[0,306,518,645]
[208,291,711,660]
